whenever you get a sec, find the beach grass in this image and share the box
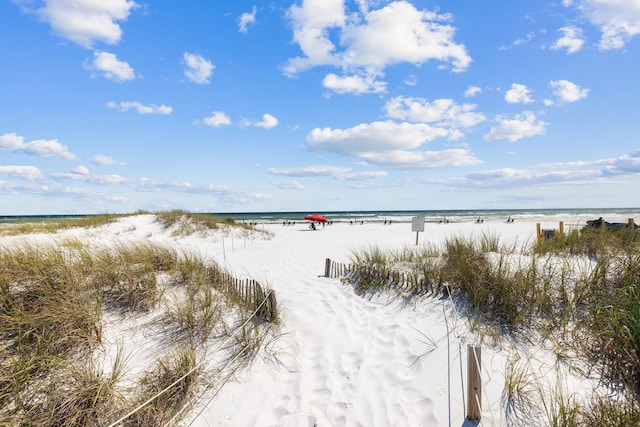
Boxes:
[0,215,276,426]
[346,226,640,424]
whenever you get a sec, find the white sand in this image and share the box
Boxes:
[0,215,605,426]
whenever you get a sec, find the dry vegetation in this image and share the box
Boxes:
[0,211,278,426]
[346,224,640,426]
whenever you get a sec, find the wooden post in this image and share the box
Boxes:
[629,218,635,228]
[536,223,541,242]
[325,258,331,277]
[467,345,482,421]
[559,221,564,235]
[268,290,277,321]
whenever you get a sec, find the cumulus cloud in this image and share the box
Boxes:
[184,53,214,84]
[71,165,90,175]
[86,51,135,82]
[107,101,173,114]
[91,154,124,166]
[14,0,137,48]
[384,96,486,128]
[0,165,44,180]
[0,132,76,159]
[308,121,450,155]
[285,1,470,91]
[253,113,279,129]
[322,73,387,94]
[600,150,640,175]
[549,79,589,103]
[505,83,534,104]
[306,121,480,169]
[201,111,232,127]
[551,26,585,54]
[567,0,640,49]
[484,111,548,142]
[239,6,257,33]
[464,85,482,97]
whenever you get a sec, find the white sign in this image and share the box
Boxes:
[411,216,425,232]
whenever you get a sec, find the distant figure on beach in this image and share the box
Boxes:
[310,222,316,230]
[506,216,514,223]
[476,217,483,223]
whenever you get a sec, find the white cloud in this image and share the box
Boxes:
[107,101,172,114]
[239,6,257,33]
[464,85,482,97]
[183,53,214,84]
[308,121,451,155]
[384,96,486,128]
[484,111,548,142]
[551,26,585,54]
[274,179,304,189]
[359,148,481,169]
[568,0,640,49]
[266,164,388,180]
[322,73,387,94]
[601,150,640,175]
[267,165,352,177]
[91,154,124,166]
[306,120,480,169]
[0,165,43,180]
[86,51,135,82]
[51,172,127,185]
[285,1,470,82]
[15,0,137,48]
[0,132,76,159]
[202,111,232,127]
[549,79,589,102]
[505,83,534,104]
[71,165,90,175]
[254,113,279,129]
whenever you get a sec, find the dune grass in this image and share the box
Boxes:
[346,225,640,424]
[155,210,258,235]
[0,230,276,425]
[0,214,125,236]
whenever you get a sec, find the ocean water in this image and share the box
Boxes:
[212,208,640,227]
[1,208,639,227]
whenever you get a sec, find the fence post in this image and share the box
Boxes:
[467,345,482,421]
[268,290,277,321]
[325,258,331,277]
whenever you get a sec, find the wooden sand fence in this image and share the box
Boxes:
[217,272,277,322]
[324,258,441,295]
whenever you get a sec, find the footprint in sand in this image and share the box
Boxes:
[339,352,361,374]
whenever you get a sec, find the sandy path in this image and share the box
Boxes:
[188,223,504,427]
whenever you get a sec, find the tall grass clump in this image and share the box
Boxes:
[18,349,128,426]
[581,394,640,426]
[90,243,178,312]
[578,252,640,391]
[123,345,201,427]
[348,246,393,294]
[441,234,539,329]
[0,214,124,236]
[155,210,256,236]
[534,224,640,257]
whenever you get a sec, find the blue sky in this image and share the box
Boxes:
[1,0,639,215]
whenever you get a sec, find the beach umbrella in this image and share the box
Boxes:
[304,214,328,223]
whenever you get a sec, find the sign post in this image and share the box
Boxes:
[411,216,425,245]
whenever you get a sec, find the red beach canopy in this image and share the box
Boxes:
[304,214,328,223]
